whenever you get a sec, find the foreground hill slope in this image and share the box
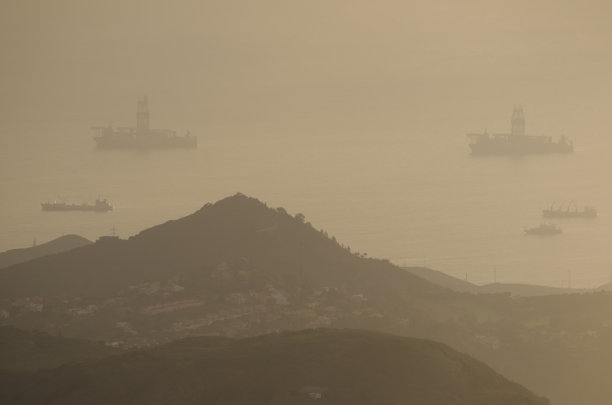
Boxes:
[0,326,119,372]
[2,194,612,405]
[0,329,548,405]
[0,235,92,270]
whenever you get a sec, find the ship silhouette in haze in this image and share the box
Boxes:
[41,198,112,212]
[467,107,573,155]
[92,97,197,149]
[524,223,562,235]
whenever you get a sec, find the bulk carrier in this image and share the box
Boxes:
[41,198,112,212]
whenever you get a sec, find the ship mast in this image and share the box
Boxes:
[511,105,525,136]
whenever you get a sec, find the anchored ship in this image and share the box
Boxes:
[467,107,573,155]
[41,198,112,212]
[92,97,197,149]
[543,203,597,219]
[524,223,562,235]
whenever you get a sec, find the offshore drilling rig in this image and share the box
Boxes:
[467,106,572,155]
[92,97,197,149]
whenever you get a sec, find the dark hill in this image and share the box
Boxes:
[0,234,92,270]
[0,194,439,299]
[0,329,548,405]
[0,326,119,372]
[3,194,612,405]
[402,267,479,293]
[402,267,586,296]
[478,283,586,296]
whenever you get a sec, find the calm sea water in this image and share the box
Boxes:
[1,118,610,288]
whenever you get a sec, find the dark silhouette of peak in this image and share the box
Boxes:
[0,329,548,405]
[196,192,266,214]
[133,192,289,245]
[0,194,439,300]
[0,234,92,270]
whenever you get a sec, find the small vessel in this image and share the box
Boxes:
[41,198,113,212]
[524,223,562,235]
[543,203,597,219]
[92,96,197,149]
[467,107,573,155]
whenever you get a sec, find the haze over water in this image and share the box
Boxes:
[2,0,612,288]
[2,113,611,288]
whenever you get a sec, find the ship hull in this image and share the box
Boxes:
[469,137,573,155]
[524,230,562,235]
[41,205,112,212]
[94,135,197,150]
[41,199,112,212]
[524,224,562,235]
[542,211,596,219]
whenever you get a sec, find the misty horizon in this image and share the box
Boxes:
[1,2,612,405]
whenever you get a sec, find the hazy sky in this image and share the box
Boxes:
[2,0,612,135]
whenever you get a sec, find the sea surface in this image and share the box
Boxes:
[1,118,611,288]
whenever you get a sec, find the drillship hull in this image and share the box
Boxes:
[469,136,573,156]
[94,134,197,149]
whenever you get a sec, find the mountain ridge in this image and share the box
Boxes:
[0,234,92,270]
[402,267,589,296]
[2,193,612,405]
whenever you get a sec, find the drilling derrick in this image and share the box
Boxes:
[511,106,525,137]
[136,96,150,132]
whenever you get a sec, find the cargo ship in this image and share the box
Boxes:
[467,107,573,155]
[543,203,597,219]
[41,198,112,212]
[92,97,196,149]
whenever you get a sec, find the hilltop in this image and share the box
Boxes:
[0,234,91,270]
[0,194,438,299]
[0,328,548,405]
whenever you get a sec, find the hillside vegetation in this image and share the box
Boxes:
[0,329,548,405]
[0,326,119,372]
[1,194,612,405]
